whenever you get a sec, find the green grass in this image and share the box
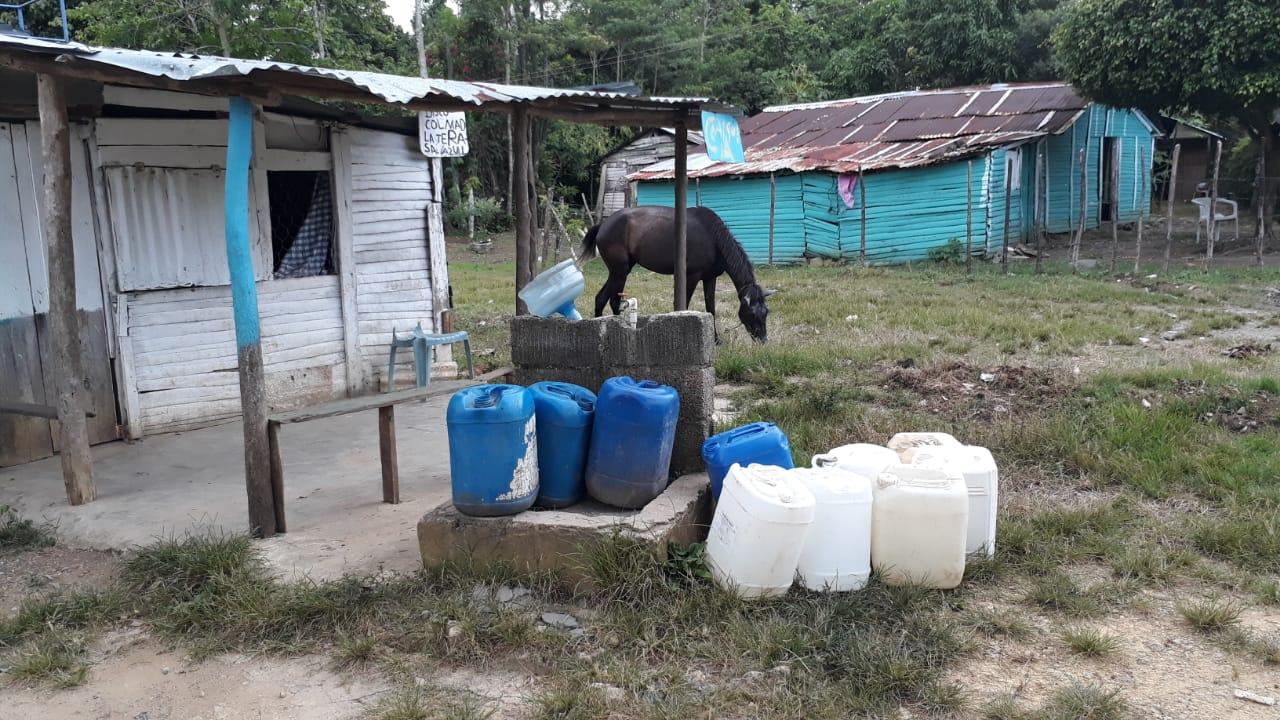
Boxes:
[1038,683,1128,720]
[0,505,54,550]
[1177,598,1242,632]
[5,629,90,688]
[1060,626,1121,657]
[364,684,493,720]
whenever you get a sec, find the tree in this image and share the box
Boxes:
[1054,0,1280,244]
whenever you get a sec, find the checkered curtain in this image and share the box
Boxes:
[275,174,333,279]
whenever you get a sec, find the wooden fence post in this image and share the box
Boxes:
[1071,147,1087,272]
[1134,146,1147,274]
[1001,156,1012,274]
[37,74,94,506]
[1206,138,1222,271]
[467,187,475,242]
[858,167,867,267]
[1035,142,1045,275]
[1256,141,1267,267]
[767,172,776,265]
[1163,143,1181,273]
[1110,141,1121,273]
[965,160,973,274]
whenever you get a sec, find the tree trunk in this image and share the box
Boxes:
[312,1,326,59]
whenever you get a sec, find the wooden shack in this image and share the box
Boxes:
[0,75,448,465]
[597,128,702,218]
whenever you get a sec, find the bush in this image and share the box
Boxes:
[446,189,512,235]
[927,239,968,265]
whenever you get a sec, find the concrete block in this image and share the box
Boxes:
[510,315,606,367]
[603,311,715,368]
[417,473,712,589]
[513,366,603,392]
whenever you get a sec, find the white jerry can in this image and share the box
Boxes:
[912,445,999,557]
[811,443,899,482]
[793,465,874,592]
[887,432,962,464]
[871,464,969,589]
[706,463,815,599]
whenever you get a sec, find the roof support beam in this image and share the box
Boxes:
[224,96,276,538]
[673,121,688,311]
[37,73,95,506]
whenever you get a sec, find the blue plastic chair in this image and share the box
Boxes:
[386,322,475,391]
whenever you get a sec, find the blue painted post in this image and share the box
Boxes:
[225,97,277,538]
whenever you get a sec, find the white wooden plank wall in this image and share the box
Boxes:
[125,277,347,433]
[343,127,435,389]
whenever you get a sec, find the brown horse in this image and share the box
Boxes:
[578,206,770,342]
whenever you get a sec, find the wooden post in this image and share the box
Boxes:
[526,133,538,283]
[858,167,867,266]
[673,121,688,311]
[1035,142,1045,274]
[225,97,274,538]
[1206,138,1222,270]
[1110,141,1121,273]
[267,423,286,532]
[1134,146,1147,274]
[467,187,475,242]
[767,172,776,265]
[1001,156,1012,274]
[513,106,531,315]
[1163,143,1181,273]
[1071,147,1087,272]
[378,406,400,504]
[695,178,701,207]
[539,195,553,270]
[37,74,94,506]
[1256,141,1267,267]
[583,192,596,225]
[965,160,973,274]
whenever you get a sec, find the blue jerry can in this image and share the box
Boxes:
[528,381,596,508]
[446,384,538,516]
[585,376,680,509]
[702,422,794,501]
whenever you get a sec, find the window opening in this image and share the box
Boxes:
[269,170,334,279]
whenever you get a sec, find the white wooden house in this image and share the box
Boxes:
[1,72,450,466]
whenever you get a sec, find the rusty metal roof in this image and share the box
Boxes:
[635,82,1095,180]
[0,34,732,122]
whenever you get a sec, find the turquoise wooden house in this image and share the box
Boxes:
[633,83,1158,265]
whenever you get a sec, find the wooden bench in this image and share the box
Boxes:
[0,401,96,419]
[265,366,514,532]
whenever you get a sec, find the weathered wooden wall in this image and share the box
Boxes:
[599,131,702,219]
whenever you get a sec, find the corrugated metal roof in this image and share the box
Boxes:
[0,34,729,116]
[635,82,1099,180]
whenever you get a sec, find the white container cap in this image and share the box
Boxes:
[725,463,815,523]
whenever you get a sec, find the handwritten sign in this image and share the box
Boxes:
[419,112,469,157]
[700,110,744,163]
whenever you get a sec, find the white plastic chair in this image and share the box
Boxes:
[1192,197,1239,244]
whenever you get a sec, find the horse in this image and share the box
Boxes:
[577,206,771,342]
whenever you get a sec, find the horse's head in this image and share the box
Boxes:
[737,284,772,343]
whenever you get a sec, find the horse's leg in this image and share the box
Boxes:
[609,265,632,315]
[703,274,722,344]
[595,266,629,317]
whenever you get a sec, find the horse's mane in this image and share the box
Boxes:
[697,208,757,292]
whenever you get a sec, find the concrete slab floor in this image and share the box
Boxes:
[0,388,467,580]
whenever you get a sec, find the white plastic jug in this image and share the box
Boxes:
[793,466,873,592]
[912,446,999,557]
[811,443,899,482]
[706,463,815,598]
[887,432,962,463]
[871,464,968,589]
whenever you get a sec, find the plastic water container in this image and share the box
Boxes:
[887,432,962,463]
[793,466,873,592]
[447,385,538,516]
[811,443,899,481]
[911,446,999,557]
[518,258,585,320]
[706,463,815,598]
[585,377,680,509]
[528,381,596,508]
[702,422,794,501]
[871,464,969,589]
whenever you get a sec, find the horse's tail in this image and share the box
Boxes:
[577,222,601,262]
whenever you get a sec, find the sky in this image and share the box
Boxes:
[383,0,414,31]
